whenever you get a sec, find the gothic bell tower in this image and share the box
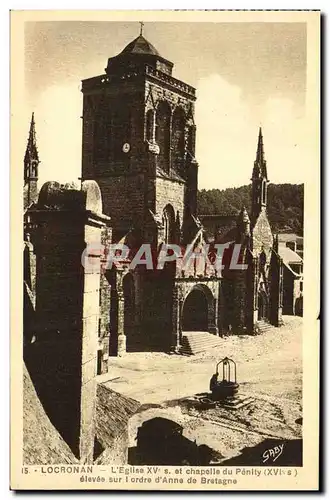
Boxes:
[81,26,198,242]
[24,113,39,210]
[251,127,268,223]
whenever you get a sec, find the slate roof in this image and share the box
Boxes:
[120,35,160,57]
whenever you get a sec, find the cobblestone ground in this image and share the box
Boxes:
[100,315,302,404]
[100,316,303,462]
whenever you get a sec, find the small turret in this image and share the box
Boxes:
[236,206,251,243]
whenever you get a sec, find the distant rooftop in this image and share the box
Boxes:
[278,246,303,265]
[278,233,303,244]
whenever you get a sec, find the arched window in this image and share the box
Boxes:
[162,204,176,244]
[172,107,186,169]
[146,109,154,142]
[156,101,171,173]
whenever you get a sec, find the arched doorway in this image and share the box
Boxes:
[182,288,208,331]
[258,291,268,320]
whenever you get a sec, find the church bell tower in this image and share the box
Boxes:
[81,25,198,242]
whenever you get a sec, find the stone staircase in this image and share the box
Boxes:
[180,331,223,355]
[256,320,273,334]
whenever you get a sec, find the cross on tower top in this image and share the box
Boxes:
[139,21,144,36]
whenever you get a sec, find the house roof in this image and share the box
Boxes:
[278,246,302,265]
[278,233,303,245]
[278,246,303,277]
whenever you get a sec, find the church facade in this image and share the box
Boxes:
[79,32,283,361]
[24,32,284,371]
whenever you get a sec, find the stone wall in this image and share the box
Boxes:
[155,177,185,225]
[24,180,38,210]
[25,181,109,463]
[95,384,140,465]
[97,175,145,230]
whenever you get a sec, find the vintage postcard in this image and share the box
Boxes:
[10,10,320,491]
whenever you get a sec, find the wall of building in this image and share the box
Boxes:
[155,177,185,224]
[24,181,107,463]
[97,175,145,230]
[252,209,273,259]
[282,266,294,315]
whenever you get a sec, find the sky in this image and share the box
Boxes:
[22,21,308,189]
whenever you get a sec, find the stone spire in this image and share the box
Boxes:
[24,113,40,208]
[251,127,269,222]
[252,127,268,180]
[24,112,39,183]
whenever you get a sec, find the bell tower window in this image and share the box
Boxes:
[156,101,171,173]
[172,107,185,170]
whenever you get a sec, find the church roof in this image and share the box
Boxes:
[120,35,161,57]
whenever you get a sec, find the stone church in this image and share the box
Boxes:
[22,30,286,464]
[24,31,284,371]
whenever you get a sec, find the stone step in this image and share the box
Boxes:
[180,332,223,355]
[181,337,221,348]
[256,321,273,333]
